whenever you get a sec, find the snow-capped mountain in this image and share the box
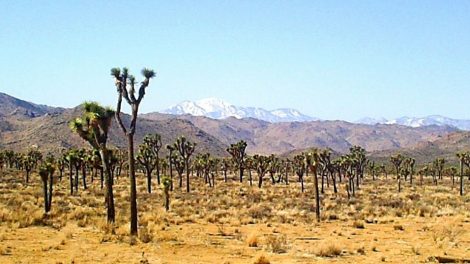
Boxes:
[161,98,318,123]
[356,115,470,130]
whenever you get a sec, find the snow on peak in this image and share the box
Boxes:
[161,98,318,123]
[357,116,470,130]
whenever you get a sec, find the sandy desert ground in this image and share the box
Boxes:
[1,169,470,264]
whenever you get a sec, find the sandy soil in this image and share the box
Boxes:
[1,169,469,263]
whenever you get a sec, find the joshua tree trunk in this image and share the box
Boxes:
[248,169,253,186]
[164,187,170,211]
[69,163,73,195]
[185,160,190,193]
[82,165,87,190]
[74,166,79,192]
[100,149,115,223]
[332,171,337,194]
[128,133,138,235]
[42,177,49,213]
[169,157,174,192]
[156,155,160,185]
[312,165,320,222]
[99,167,104,189]
[47,172,53,211]
[460,160,464,196]
[146,167,152,193]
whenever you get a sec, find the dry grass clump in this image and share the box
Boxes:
[393,224,404,231]
[139,226,153,243]
[248,204,272,220]
[253,255,270,264]
[265,234,288,253]
[352,220,365,229]
[315,242,342,257]
[247,233,259,247]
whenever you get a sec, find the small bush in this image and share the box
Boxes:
[315,242,342,257]
[393,224,404,231]
[353,220,365,229]
[266,234,288,253]
[247,233,259,247]
[253,255,270,264]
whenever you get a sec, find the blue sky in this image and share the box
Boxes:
[1,1,469,120]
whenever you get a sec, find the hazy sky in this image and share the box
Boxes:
[1,1,469,121]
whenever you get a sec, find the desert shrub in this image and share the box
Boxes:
[253,255,270,264]
[248,204,271,220]
[393,224,404,231]
[139,227,153,243]
[352,220,365,229]
[266,234,288,253]
[315,242,342,257]
[247,233,259,247]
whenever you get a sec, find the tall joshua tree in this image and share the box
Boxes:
[227,140,247,183]
[112,67,155,235]
[174,136,196,193]
[70,102,116,223]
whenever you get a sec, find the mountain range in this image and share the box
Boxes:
[1,92,469,163]
[162,98,470,131]
[161,98,318,123]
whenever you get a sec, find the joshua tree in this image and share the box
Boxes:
[282,159,291,185]
[137,134,161,193]
[445,166,458,187]
[161,175,171,211]
[220,158,230,183]
[409,158,416,184]
[254,155,270,188]
[112,67,155,235]
[39,161,55,213]
[390,154,404,192]
[65,149,78,194]
[268,154,280,184]
[350,146,367,189]
[70,102,116,223]
[0,151,5,171]
[244,156,254,186]
[226,140,247,183]
[433,158,445,185]
[56,154,66,181]
[293,154,306,192]
[172,154,185,189]
[379,163,387,179]
[22,154,35,183]
[456,152,470,196]
[306,151,321,222]
[174,136,196,193]
[166,145,175,191]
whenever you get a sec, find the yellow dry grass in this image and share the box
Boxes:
[0,168,470,263]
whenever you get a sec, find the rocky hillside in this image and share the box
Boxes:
[141,113,457,154]
[0,94,227,155]
[1,92,468,160]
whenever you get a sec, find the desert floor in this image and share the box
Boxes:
[1,169,470,263]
